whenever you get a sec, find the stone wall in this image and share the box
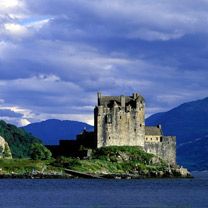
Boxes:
[144,136,176,165]
[95,94,145,148]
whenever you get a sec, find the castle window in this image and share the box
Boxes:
[140,124,142,127]
[151,138,152,140]
[109,137,111,140]
[134,128,136,132]
[133,116,136,119]
[105,114,112,124]
[120,116,122,119]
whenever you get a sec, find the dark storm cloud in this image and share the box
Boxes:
[0,0,207,125]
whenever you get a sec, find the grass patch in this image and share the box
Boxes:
[0,146,170,175]
[0,159,54,174]
[51,146,168,174]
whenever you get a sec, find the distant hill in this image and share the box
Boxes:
[146,97,208,170]
[0,120,41,158]
[23,119,94,145]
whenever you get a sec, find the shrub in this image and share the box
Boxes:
[30,143,52,160]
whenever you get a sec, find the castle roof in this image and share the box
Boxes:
[99,95,144,107]
[145,126,162,136]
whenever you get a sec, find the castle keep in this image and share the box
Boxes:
[94,92,176,164]
[95,93,145,148]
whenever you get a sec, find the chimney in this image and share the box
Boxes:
[157,124,162,129]
[120,95,125,108]
[97,92,102,105]
[133,93,139,99]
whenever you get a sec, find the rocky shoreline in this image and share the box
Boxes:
[0,166,192,179]
[0,173,72,179]
[101,167,192,179]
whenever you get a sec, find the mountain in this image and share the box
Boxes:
[23,119,94,145]
[146,97,208,145]
[0,120,41,158]
[146,97,208,170]
[177,135,208,171]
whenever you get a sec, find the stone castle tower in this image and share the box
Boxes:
[94,92,146,148]
[94,92,176,165]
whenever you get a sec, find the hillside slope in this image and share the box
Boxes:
[0,120,41,158]
[23,119,94,145]
[177,135,208,170]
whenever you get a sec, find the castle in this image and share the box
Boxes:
[94,92,176,165]
[48,92,176,165]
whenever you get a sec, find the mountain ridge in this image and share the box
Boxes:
[23,119,94,145]
[146,97,208,144]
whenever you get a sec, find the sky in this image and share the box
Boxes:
[0,0,208,126]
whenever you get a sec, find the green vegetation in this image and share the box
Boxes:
[52,146,167,174]
[0,159,47,174]
[3,143,12,158]
[0,146,166,175]
[30,143,52,160]
[0,146,189,178]
[0,120,43,158]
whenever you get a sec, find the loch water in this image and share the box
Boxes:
[0,172,207,208]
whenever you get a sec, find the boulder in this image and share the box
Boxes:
[177,167,191,177]
[0,136,12,159]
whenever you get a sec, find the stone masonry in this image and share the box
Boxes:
[94,92,145,148]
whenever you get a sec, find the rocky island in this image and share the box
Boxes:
[0,146,191,179]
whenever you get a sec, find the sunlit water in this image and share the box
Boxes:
[0,172,207,208]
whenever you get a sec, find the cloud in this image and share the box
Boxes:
[0,0,20,8]
[0,109,23,118]
[22,0,208,41]
[0,0,207,126]
[19,118,30,126]
[4,23,28,36]
[128,29,184,41]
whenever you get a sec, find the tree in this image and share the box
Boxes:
[3,144,12,159]
[0,120,42,158]
[30,143,52,160]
